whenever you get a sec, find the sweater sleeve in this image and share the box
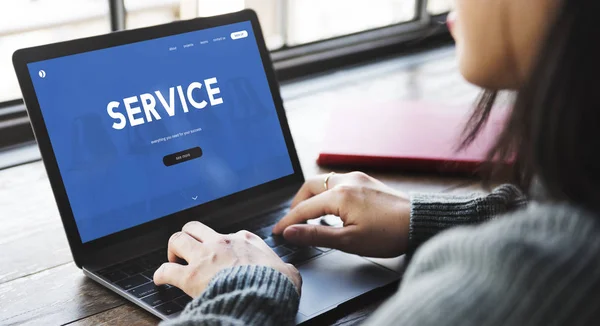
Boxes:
[407,184,526,255]
[364,204,600,326]
[162,265,299,326]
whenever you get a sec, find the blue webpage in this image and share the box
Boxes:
[28,21,294,243]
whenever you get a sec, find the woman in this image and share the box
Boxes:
[154,0,600,324]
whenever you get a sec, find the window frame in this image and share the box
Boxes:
[0,0,451,153]
[0,100,33,149]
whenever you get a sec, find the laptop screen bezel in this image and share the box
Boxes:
[12,9,304,266]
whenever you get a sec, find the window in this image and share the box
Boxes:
[0,0,110,103]
[0,0,453,154]
[125,0,180,30]
[123,0,450,50]
[285,0,417,46]
[428,0,454,15]
[124,0,285,50]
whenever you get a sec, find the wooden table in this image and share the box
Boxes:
[0,47,483,325]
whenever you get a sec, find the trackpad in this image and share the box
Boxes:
[297,251,400,318]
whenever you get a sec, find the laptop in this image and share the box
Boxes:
[12,9,401,324]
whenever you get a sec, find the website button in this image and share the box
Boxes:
[231,30,248,40]
[163,147,203,167]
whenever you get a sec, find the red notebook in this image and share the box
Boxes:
[317,101,508,174]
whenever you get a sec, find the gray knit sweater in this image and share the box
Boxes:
[164,185,600,325]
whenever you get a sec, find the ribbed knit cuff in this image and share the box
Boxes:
[175,265,299,326]
[407,184,526,257]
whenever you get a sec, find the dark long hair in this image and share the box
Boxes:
[461,0,600,211]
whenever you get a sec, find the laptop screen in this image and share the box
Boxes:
[26,21,294,243]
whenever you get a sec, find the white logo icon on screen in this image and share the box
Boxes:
[38,70,46,78]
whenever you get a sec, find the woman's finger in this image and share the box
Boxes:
[289,176,323,209]
[282,224,357,250]
[290,173,341,208]
[153,262,188,288]
[167,231,204,263]
[273,190,341,234]
[182,221,220,242]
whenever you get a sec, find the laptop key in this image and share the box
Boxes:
[100,269,128,282]
[284,244,303,252]
[272,246,292,257]
[116,274,150,290]
[254,226,275,239]
[121,262,145,276]
[142,286,185,307]
[142,269,156,280]
[264,237,276,247]
[174,295,193,307]
[155,302,183,315]
[264,208,290,222]
[145,250,166,265]
[264,235,286,248]
[129,282,165,298]
[282,248,323,265]
[138,258,159,270]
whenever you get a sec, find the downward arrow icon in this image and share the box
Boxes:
[192,196,198,200]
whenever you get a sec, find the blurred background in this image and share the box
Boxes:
[0,0,453,103]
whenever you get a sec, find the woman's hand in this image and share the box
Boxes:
[273,172,410,258]
[154,221,302,298]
